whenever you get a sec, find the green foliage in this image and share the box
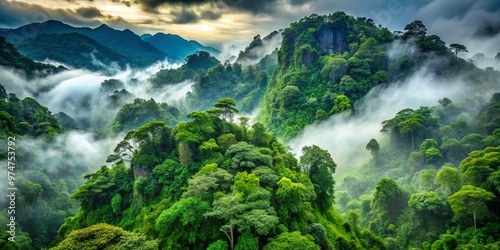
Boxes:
[111,98,179,133]
[263,231,320,250]
[234,231,258,250]
[0,36,64,77]
[225,142,273,173]
[436,166,462,195]
[369,178,408,235]
[300,145,337,210]
[156,197,216,248]
[207,240,229,250]
[366,138,380,157]
[150,51,220,87]
[17,33,133,71]
[330,94,352,114]
[51,223,157,250]
[0,88,62,138]
[408,191,448,216]
[448,185,495,228]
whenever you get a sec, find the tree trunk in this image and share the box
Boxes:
[473,210,477,229]
[222,226,234,250]
[411,133,414,150]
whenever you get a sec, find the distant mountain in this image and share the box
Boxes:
[0,36,65,77]
[235,30,282,65]
[142,32,219,61]
[17,33,132,72]
[0,20,167,67]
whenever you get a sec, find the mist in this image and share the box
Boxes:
[0,57,196,200]
[288,67,498,176]
[215,30,282,66]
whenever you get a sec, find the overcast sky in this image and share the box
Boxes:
[1,0,499,55]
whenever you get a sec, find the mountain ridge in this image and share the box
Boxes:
[142,32,220,61]
[0,20,166,67]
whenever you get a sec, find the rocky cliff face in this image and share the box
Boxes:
[316,25,348,54]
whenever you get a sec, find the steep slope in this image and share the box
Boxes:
[1,20,166,67]
[0,36,64,77]
[257,12,496,140]
[56,100,385,249]
[331,93,500,249]
[142,32,219,61]
[235,30,282,66]
[17,33,132,71]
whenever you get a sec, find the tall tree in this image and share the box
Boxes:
[366,138,380,158]
[300,145,336,210]
[449,44,468,57]
[448,185,495,229]
[399,117,424,150]
[212,98,239,121]
[403,20,427,39]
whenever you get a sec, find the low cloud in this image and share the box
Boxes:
[288,67,498,176]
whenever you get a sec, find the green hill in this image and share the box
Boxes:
[2,20,166,67]
[257,12,495,140]
[55,98,385,250]
[0,36,64,77]
[142,32,220,61]
[16,33,133,71]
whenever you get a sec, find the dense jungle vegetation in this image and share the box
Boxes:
[1,11,500,250]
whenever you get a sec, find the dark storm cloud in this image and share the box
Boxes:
[0,1,143,35]
[0,1,102,28]
[171,7,198,24]
[168,6,221,24]
[138,0,311,14]
[76,7,104,18]
[111,0,133,7]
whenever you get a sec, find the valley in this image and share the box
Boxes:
[1,7,500,250]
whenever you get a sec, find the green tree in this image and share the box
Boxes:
[449,44,468,57]
[300,145,337,210]
[399,117,424,150]
[281,85,301,108]
[448,185,495,229]
[371,178,408,225]
[207,240,229,250]
[421,169,437,190]
[212,98,239,121]
[436,166,461,195]
[321,57,348,84]
[276,177,306,226]
[263,231,320,250]
[156,197,216,248]
[234,231,258,250]
[425,147,442,164]
[51,224,157,250]
[408,191,448,217]
[225,142,273,173]
[330,94,352,114]
[402,20,427,39]
[438,97,452,108]
[250,123,269,147]
[366,138,380,158]
[450,119,468,140]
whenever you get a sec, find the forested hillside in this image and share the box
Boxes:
[17,33,133,72]
[334,94,500,249]
[0,36,65,77]
[2,20,166,67]
[54,99,385,249]
[257,12,495,140]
